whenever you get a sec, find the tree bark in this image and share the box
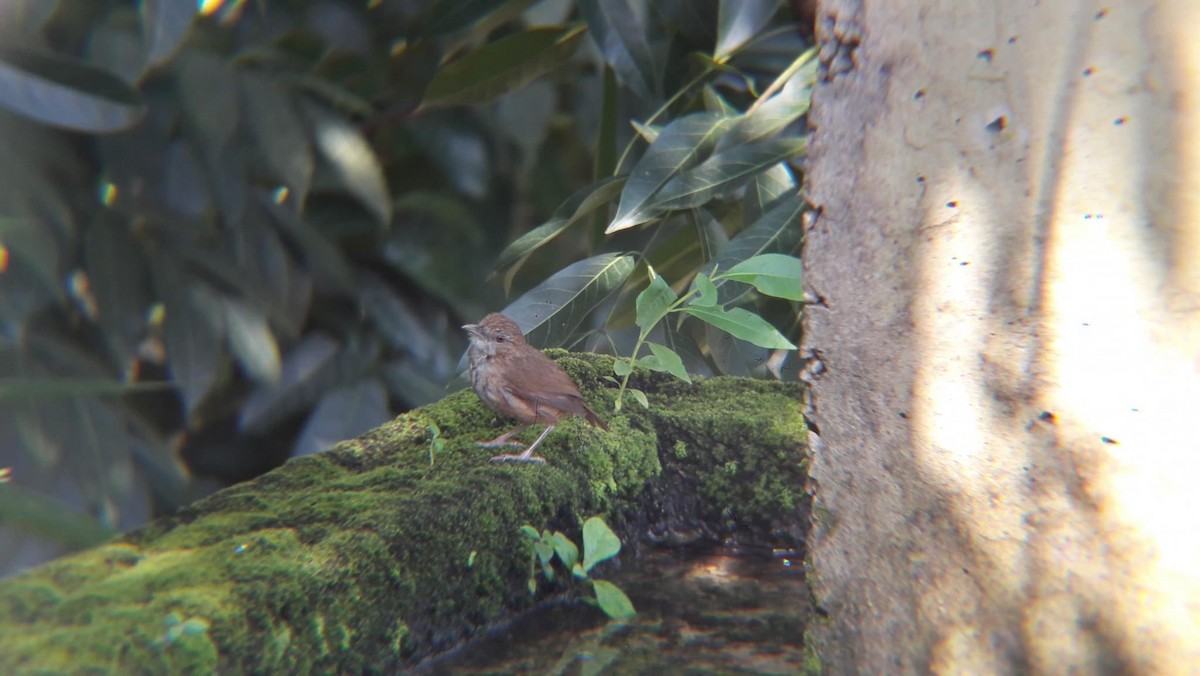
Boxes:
[0,353,806,672]
[804,0,1200,672]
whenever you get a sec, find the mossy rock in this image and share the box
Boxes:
[0,353,805,672]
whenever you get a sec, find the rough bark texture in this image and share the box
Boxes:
[0,353,807,672]
[804,0,1200,673]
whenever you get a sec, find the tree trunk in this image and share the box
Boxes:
[804,0,1200,672]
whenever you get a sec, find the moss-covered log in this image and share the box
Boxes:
[0,353,805,673]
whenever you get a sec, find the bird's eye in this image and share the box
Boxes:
[494,335,505,342]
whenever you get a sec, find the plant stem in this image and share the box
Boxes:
[613,66,716,176]
[744,45,818,116]
[613,288,699,409]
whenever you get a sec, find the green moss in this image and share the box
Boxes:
[0,352,805,672]
[672,440,688,459]
[802,625,824,675]
[390,620,410,654]
[646,376,807,530]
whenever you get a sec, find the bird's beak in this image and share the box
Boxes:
[462,323,481,338]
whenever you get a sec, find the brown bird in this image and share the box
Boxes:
[463,313,609,463]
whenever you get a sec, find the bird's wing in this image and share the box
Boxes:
[503,349,588,409]
[501,348,610,430]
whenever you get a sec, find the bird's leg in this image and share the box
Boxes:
[477,423,530,448]
[490,424,554,464]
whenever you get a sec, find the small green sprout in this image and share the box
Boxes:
[519,516,635,620]
[427,422,445,466]
[155,611,211,650]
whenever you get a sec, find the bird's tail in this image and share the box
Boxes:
[582,404,610,431]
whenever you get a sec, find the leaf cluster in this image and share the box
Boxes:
[520,515,636,621]
[0,0,812,574]
[0,0,582,571]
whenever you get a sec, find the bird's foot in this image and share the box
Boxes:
[476,440,525,448]
[485,424,553,464]
[476,426,530,447]
[489,453,547,464]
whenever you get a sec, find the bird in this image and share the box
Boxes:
[462,313,609,463]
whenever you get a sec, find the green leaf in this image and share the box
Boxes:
[572,562,587,579]
[59,397,135,516]
[594,66,618,179]
[629,120,660,143]
[163,139,211,218]
[495,79,555,171]
[180,618,210,636]
[591,579,637,620]
[84,215,149,369]
[582,516,622,572]
[241,72,313,205]
[221,297,281,385]
[534,541,555,580]
[0,378,148,400]
[420,0,513,37]
[153,262,224,418]
[703,84,739,116]
[239,335,379,435]
[141,0,195,68]
[176,50,240,154]
[608,112,734,233]
[715,0,780,58]
[655,0,718,46]
[283,73,375,119]
[650,136,807,212]
[682,305,796,350]
[687,207,729,266]
[359,271,445,358]
[657,309,715,378]
[301,101,391,227]
[533,539,554,565]
[421,25,585,107]
[292,379,390,456]
[551,532,579,570]
[742,163,795,226]
[492,176,625,274]
[263,200,356,294]
[0,475,118,548]
[0,215,62,297]
[717,50,817,150]
[228,216,308,339]
[690,272,719,307]
[385,362,451,412]
[628,388,649,408]
[613,359,633,377]
[0,47,145,132]
[578,0,657,100]
[706,321,767,377]
[503,253,636,348]
[209,150,249,225]
[634,273,677,333]
[720,253,803,300]
[640,342,692,383]
[519,525,541,540]
[708,192,804,303]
